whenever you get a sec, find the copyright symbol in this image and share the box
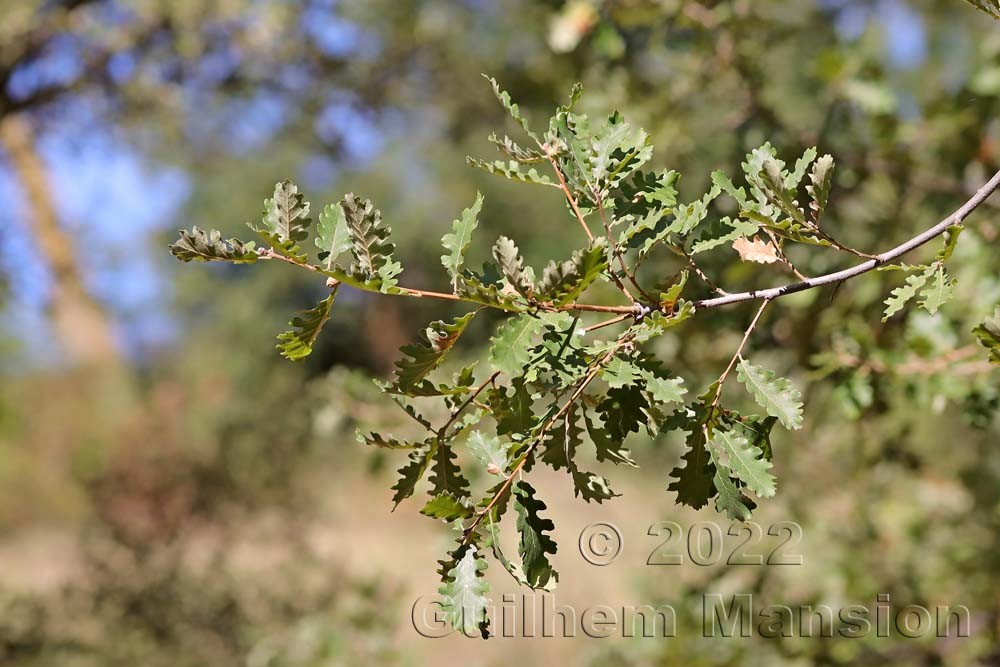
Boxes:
[578,522,623,566]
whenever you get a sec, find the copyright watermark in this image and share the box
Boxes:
[576,520,804,566]
[578,522,623,565]
[411,592,971,639]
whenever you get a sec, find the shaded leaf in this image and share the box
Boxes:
[276,289,337,361]
[667,409,716,509]
[584,412,637,467]
[391,444,434,508]
[429,441,471,498]
[340,193,399,288]
[712,468,756,521]
[513,481,558,590]
[394,312,477,393]
[492,236,535,298]
[170,227,258,263]
[536,239,607,305]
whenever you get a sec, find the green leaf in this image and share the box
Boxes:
[588,110,653,194]
[882,266,932,321]
[441,192,484,288]
[429,441,471,498]
[584,413,637,467]
[936,225,964,262]
[513,481,558,590]
[421,493,473,521]
[170,227,258,263]
[467,431,511,475]
[690,218,759,255]
[314,202,353,268]
[596,386,647,441]
[642,373,687,405]
[712,170,748,206]
[787,147,817,190]
[484,75,538,142]
[712,469,755,521]
[359,432,422,450]
[492,236,535,298]
[455,273,524,311]
[735,360,804,431]
[259,180,312,243]
[276,289,337,361]
[437,545,491,637]
[615,169,680,246]
[535,240,607,305]
[918,264,955,316]
[758,157,806,224]
[972,306,1000,365]
[340,193,399,288]
[391,444,434,508]
[466,158,557,187]
[483,523,531,587]
[488,133,544,162]
[572,470,618,504]
[489,314,548,377]
[394,312,477,394]
[490,378,538,436]
[710,429,776,498]
[667,408,716,509]
[806,154,834,224]
[629,304,695,343]
[660,181,723,243]
[600,356,642,388]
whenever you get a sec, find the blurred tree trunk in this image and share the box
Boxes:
[0,113,119,366]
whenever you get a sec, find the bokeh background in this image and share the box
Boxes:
[1,0,999,665]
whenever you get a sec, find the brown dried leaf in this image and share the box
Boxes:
[732,236,780,264]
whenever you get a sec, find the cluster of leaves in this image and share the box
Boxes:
[170,78,998,638]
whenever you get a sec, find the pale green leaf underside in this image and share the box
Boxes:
[736,360,804,431]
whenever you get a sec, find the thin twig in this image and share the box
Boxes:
[709,298,771,411]
[694,169,1000,309]
[670,246,729,296]
[584,314,630,332]
[545,154,595,244]
[762,229,807,280]
[438,370,502,437]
